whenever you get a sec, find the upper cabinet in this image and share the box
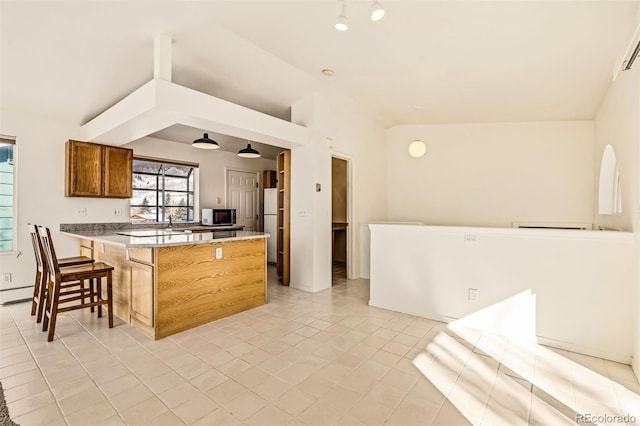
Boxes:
[103,145,133,197]
[65,140,132,198]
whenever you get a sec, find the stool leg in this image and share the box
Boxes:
[35,272,47,324]
[30,270,41,316]
[97,278,103,318]
[47,279,61,342]
[107,271,113,329]
[90,278,95,313]
[42,278,52,332]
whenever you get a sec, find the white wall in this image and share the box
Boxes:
[592,64,640,380]
[369,224,635,363]
[125,137,276,211]
[290,90,387,291]
[386,121,595,228]
[0,110,98,298]
[593,67,639,232]
[0,111,274,300]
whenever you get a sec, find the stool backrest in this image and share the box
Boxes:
[37,226,60,279]
[28,223,45,273]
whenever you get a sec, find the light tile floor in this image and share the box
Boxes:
[1,266,639,425]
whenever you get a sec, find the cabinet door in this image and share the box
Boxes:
[65,140,102,197]
[94,243,131,320]
[103,146,133,198]
[130,260,154,327]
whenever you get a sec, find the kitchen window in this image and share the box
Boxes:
[0,136,16,252]
[130,157,198,223]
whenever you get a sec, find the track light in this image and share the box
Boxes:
[238,142,261,158]
[335,0,348,31]
[335,0,384,31]
[192,132,219,149]
[370,1,385,21]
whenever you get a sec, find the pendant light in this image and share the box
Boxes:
[237,142,261,158]
[192,132,219,149]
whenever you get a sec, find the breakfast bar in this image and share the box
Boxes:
[61,228,268,339]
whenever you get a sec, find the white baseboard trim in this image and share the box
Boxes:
[0,286,32,305]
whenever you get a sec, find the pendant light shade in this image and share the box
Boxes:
[192,132,220,149]
[237,143,261,158]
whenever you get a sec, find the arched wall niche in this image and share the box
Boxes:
[598,144,622,215]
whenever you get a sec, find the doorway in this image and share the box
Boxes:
[226,169,259,231]
[332,157,349,283]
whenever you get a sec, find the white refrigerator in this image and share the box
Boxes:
[263,188,277,263]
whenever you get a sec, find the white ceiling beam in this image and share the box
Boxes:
[78,79,308,148]
[154,34,172,81]
[157,80,307,149]
[76,80,158,144]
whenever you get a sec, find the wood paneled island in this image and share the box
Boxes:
[62,229,268,339]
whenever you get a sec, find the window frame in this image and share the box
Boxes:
[130,156,199,223]
[0,135,17,254]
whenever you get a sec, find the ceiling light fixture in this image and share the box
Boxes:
[370,1,385,21]
[335,0,349,31]
[409,140,426,158]
[238,142,261,158]
[192,132,220,149]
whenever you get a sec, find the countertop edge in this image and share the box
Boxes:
[61,231,270,248]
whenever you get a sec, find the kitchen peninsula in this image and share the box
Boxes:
[61,226,268,340]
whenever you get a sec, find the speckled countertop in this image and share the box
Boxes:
[61,229,269,248]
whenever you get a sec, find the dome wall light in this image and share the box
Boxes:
[192,132,220,149]
[238,142,261,158]
[370,1,385,21]
[335,0,349,31]
[409,140,426,158]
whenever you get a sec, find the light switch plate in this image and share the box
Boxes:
[215,247,222,259]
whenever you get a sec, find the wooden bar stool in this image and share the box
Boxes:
[28,224,94,323]
[38,226,115,342]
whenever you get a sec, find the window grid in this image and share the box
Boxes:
[131,159,196,223]
[0,137,15,252]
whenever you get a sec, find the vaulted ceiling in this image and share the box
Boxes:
[1,1,638,155]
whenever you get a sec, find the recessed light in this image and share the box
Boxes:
[322,69,335,77]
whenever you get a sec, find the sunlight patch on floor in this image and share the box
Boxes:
[412,290,640,425]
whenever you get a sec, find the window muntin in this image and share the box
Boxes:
[130,158,197,223]
[0,137,15,252]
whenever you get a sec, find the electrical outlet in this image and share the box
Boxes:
[464,235,477,243]
[468,288,478,301]
[215,247,222,259]
[216,197,222,204]
[112,208,122,216]
[1,273,11,284]
[299,210,308,217]
[76,207,87,217]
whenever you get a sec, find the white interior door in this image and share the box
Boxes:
[227,170,258,231]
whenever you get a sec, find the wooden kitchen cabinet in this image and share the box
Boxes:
[79,239,93,259]
[130,260,154,328]
[276,150,290,285]
[65,140,132,198]
[103,146,133,197]
[73,236,267,340]
[93,243,131,320]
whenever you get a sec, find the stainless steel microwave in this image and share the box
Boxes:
[202,208,236,225]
